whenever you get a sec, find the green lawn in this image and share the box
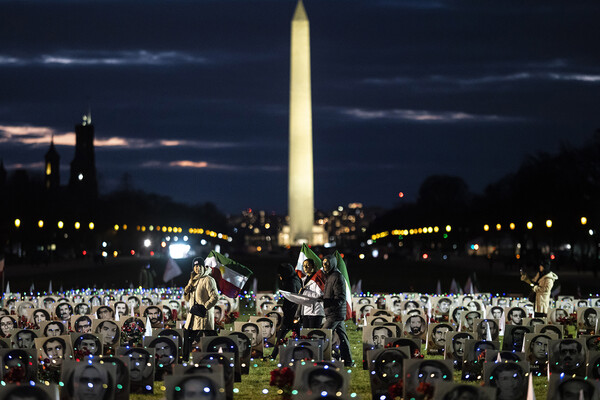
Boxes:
[132,300,550,400]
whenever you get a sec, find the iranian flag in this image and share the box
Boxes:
[295,243,326,291]
[333,250,353,321]
[204,251,253,298]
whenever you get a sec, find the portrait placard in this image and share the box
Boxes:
[71,315,93,334]
[384,337,422,359]
[582,335,600,352]
[226,331,251,374]
[403,314,427,341]
[248,315,277,347]
[433,297,453,317]
[165,372,226,400]
[60,359,117,400]
[292,363,349,396]
[367,346,411,400]
[157,328,184,362]
[0,348,37,383]
[301,328,333,360]
[190,351,235,400]
[502,325,532,351]
[200,335,242,382]
[53,302,74,322]
[117,347,155,394]
[548,308,571,325]
[578,307,600,331]
[363,324,399,369]
[461,339,499,380]
[534,324,564,338]
[366,315,394,326]
[483,361,529,400]
[547,375,600,400]
[0,315,18,338]
[71,332,103,357]
[523,332,558,375]
[10,329,39,349]
[234,321,263,358]
[92,356,130,400]
[427,323,454,355]
[141,305,164,329]
[92,319,120,350]
[449,306,468,326]
[279,340,324,366]
[523,317,547,328]
[0,383,59,400]
[30,308,52,329]
[144,335,178,379]
[404,359,454,400]
[460,311,483,332]
[548,338,587,378]
[493,297,510,308]
[14,301,35,317]
[473,318,500,341]
[35,335,73,369]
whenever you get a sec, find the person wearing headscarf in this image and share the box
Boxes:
[270,263,302,359]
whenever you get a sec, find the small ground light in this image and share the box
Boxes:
[398,192,404,198]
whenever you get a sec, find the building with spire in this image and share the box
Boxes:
[279,0,326,246]
[44,135,60,191]
[69,110,98,199]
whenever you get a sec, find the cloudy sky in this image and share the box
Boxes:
[1,0,599,214]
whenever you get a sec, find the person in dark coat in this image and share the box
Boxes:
[322,254,354,367]
[271,263,302,359]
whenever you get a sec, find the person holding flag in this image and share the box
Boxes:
[297,258,325,328]
[322,254,354,367]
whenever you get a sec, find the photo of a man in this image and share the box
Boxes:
[550,339,586,375]
[488,362,526,400]
[405,360,453,400]
[507,308,526,325]
[372,326,393,348]
[73,316,93,333]
[40,337,68,367]
[73,333,103,356]
[404,315,426,338]
[14,330,37,349]
[95,320,120,347]
[43,321,65,337]
[306,368,344,396]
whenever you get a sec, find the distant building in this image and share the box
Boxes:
[69,111,98,199]
[44,136,60,191]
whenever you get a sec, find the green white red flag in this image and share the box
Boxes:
[333,250,353,320]
[295,243,326,291]
[205,250,253,298]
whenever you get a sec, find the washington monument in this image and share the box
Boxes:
[288,0,314,244]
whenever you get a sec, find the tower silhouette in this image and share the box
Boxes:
[69,111,97,199]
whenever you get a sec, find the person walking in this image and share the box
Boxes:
[270,263,302,359]
[322,254,354,367]
[183,257,219,357]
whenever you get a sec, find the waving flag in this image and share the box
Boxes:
[333,251,353,320]
[295,243,326,291]
[205,251,253,298]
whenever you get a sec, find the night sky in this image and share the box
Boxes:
[1,0,599,214]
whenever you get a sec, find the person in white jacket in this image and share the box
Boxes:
[521,262,558,317]
[298,259,325,328]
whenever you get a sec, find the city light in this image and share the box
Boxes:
[445,225,451,232]
[527,221,533,230]
[88,222,94,230]
[484,224,489,232]
[58,221,64,229]
[114,224,119,231]
[510,223,515,230]
[169,243,191,259]
[496,224,501,231]
[14,219,21,228]
[546,219,552,228]
[581,217,588,225]
[75,222,80,230]
[38,220,44,228]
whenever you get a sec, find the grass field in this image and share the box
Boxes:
[131,299,550,400]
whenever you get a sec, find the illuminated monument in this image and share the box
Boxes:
[280,0,326,246]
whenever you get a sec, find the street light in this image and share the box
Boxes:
[75,222,80,230]
[496,224,501,231]
[14,219,21,228]
[527,221,533,230]
[581,217,588,225]
[89,222,94,230]
[57,221,64,229]
[546,219,552,228]
[38,220,44,228]
[484,224,489,231]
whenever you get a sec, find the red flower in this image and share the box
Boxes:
[413,349,424,359]
[388,380,404,399]
[4,366,26,383]
[416,381,435,400]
